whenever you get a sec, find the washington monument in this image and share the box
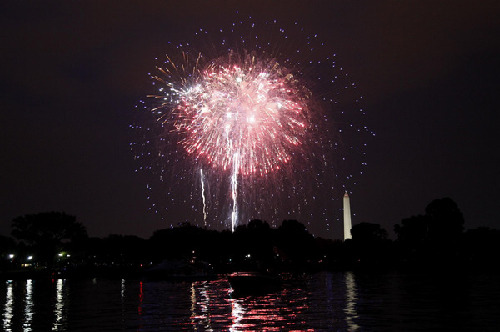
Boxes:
[343,192,352,241]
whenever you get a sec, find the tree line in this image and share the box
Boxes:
[1,197,499,277]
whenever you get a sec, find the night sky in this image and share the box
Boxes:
[1,1,499,239]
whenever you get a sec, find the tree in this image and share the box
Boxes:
[462,227,500,269]
[351,223,388,243]
[351,223,392,266]
[425,197,464,243]
[394,215,430,247]
[276,220,316,267]
[394,197,465,265]
[0,235,17,271]
[0,235,16,254]
[11,212,87,266]
[232,219,274,268]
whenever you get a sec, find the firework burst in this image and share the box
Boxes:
[131,18,374,235]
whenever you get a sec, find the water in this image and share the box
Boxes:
[1,271,499,331]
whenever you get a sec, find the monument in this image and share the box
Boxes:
[343,192,352,241]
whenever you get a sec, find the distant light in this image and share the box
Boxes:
[27,256,33,260]
[8,254,14,259]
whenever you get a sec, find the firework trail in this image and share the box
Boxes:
[231,155,239,232]
[131,18,374,235]
[200,168,207,226]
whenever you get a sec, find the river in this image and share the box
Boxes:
[1,271,499,331]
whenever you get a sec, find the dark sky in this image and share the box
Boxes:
[1,1,499,239]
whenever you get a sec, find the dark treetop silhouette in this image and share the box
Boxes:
[2,198,500,277]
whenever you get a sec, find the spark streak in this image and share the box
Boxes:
[231,154,239,232]
[200,168,207,226]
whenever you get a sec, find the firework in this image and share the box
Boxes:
[131,18,374,235]
[158,52,310,176]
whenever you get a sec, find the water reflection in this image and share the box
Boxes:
[1,273,496,331]
[24,279,33,332]
[9,276,356,330]
[52,279,67,331]
[229,298,245,331]
[138,281,143,317]
[228,291,311,332]
[121,278,126,300]
[3,280,13,332]
[190,281,214,331]
[344,271,360,331]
